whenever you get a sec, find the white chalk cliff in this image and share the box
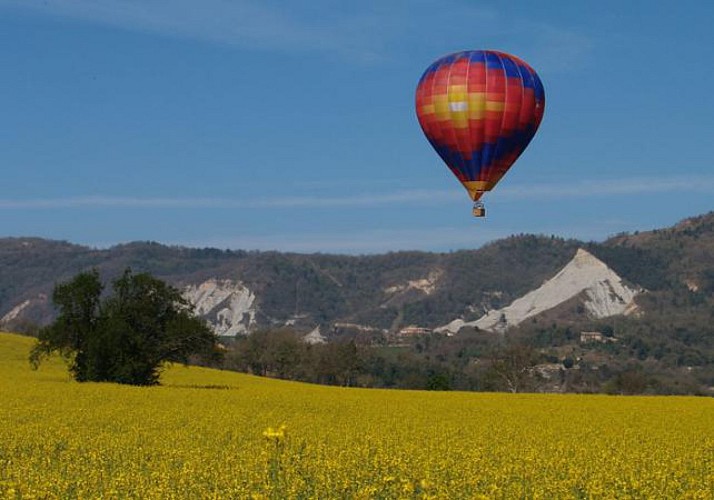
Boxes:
[438,249,641,334]
[183,279,256,336]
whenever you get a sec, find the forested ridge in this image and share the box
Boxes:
[2,212,713,394]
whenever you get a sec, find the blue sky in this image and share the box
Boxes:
[1,1,713,253]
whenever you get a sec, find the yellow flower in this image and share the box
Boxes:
[262,424,287,441]
[1,332,713,499]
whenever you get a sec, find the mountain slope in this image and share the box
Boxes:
[183,279,257,336]
[0,236,578,334]
[438,248,641,334]
[1,212,713,341]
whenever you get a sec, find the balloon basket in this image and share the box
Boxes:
[472,202,486,218]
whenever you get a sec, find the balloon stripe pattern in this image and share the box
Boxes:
[416,50,545,201]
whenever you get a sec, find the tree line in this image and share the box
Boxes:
[28,269,713,394]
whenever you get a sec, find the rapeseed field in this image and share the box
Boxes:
[1,332,712,499]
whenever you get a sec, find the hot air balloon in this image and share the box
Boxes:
[415,50,545,217]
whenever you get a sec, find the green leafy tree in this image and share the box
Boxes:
[30,269,217,385]
[29,269,104,381]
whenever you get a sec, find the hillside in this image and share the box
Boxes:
[601,211,714,292]
[0,235,582,333]
[2,213,713,338]
[2,212,714,395]
[2,331,713,498]
[437,248,641,334]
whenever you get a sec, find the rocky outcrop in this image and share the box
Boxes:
[438,249,641,334]
[303,327,327,344]
[183,279,256,337]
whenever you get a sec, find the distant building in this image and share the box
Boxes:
[397,325,431,337]
[580,331,617,344]
[333,322,384,333]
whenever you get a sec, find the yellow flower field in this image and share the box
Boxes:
[1,332,712,499]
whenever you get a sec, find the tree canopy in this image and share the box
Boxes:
[30,269,217,385]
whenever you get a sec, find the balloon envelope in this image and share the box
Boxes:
[415,50,545,202]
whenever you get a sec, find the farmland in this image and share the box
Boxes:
[1,332,712,499]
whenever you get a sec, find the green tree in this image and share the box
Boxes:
[30,269,217,385]
[29,269,104,381]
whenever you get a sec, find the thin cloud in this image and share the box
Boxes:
[0,190,456,210]
[510,21,594,73]
[0,0,589,67]
[0,0,390,61]
[2,175,713,210]
[498,175,714,200]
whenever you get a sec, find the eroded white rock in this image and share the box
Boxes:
[184,279,256,337]
[437,249,641,334]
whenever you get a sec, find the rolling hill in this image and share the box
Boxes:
[2,212,713,339]
[1,212,713,394]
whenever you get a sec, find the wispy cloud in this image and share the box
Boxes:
[0,190,455,210]
[0,0,590,67]
[0,0,394,62]
[498,175,714,200]
[2,175,712,211]
[517,22,593,72]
